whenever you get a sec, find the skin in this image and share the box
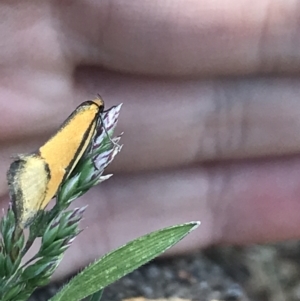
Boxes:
[1,0,300,279]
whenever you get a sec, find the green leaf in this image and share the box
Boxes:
[1,282,25,301]
[21,258,58,280]
[50,221,200,301]
[88,290,103,301]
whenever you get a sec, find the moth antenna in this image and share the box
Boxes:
[98,113,119,148]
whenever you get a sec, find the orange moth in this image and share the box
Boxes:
[7,98,104,228]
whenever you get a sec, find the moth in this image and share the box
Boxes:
[7,98,104,228]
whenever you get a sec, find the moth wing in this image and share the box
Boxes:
[7,155,50,228]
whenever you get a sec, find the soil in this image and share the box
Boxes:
[30,240,300,301]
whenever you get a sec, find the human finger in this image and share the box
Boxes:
[9,154,300,279]
[55,0,300,75]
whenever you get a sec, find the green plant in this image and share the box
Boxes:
[0,103,199,301]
